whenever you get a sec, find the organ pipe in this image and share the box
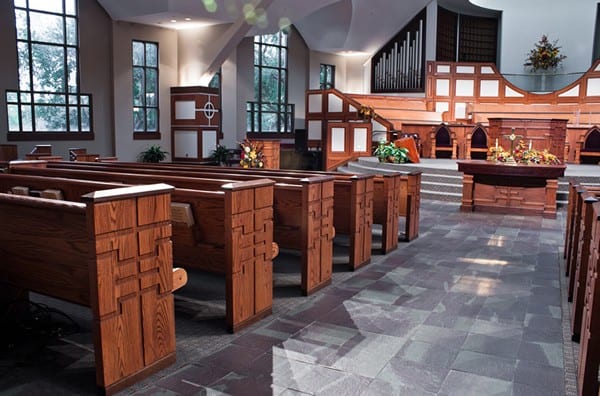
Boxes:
[372,13,425,92]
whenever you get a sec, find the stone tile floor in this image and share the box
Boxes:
[0,200,577,395]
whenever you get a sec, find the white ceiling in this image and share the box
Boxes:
[96,0,498,55]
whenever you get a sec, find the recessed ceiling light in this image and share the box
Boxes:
[185,17,191,21]
[170,19,177,23]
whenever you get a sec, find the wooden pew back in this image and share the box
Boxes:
[0,183,178,394]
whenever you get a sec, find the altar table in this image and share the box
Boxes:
[457,160,566,218]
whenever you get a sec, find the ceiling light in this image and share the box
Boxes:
[170,19,177,23]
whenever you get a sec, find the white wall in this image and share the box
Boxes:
[112,22,178,161]
[478,0,598,74]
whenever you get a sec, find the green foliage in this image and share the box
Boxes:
[373,141,409,163]
[138,145,168,163]
[209,144,229,164]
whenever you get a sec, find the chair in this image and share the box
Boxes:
[430,125,457,159]
[466,126,489,160]
[575,127,600,164]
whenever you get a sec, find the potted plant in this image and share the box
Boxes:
[138,144,168,163]
[373,141,409,163]
[209,144,230,166]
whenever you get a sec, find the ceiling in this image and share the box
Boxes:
[96,0,498,55]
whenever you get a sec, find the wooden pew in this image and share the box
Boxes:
[40,161,373,269]
[577,198,600,396]
[44,160,421,247]
[9,161,334,296]
[569,188,600,342]
[0,172,275,333]
[0,182,185,395]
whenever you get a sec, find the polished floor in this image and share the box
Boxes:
[0,200,575,395]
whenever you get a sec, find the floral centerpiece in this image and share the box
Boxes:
[488,140,560,165]
[358,105,377,121]
[239,138,266,168]
[524,35,567,72]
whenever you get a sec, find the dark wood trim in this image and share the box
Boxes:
[8,132,95,141]
[133,132,162,140]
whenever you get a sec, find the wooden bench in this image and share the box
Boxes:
[562,183,600,395]
[9,161,333,296]
[46,160,421,248]
[0,171,276,333]
[0,182,185,395]
[44,161,373,269]
[69,147,119,162]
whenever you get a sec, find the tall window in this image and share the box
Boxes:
[7,0,92,139]
[320,64,335,89]
[132,40,159,137]
[247,31,294,135]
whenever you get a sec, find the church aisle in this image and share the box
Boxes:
[129,200,571,395]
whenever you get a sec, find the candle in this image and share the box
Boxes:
[529,140,532,150]
[495,138,498,150]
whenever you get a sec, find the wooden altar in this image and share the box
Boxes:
[457,160,566,218]
[487,118,567,163]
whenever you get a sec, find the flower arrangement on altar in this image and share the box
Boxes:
[239,138,266,168]
[524,35,567,72]
[488,139,560,165]
[358,105,377,121]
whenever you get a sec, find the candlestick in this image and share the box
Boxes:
[495,138,498,150]
[529,140,532,150]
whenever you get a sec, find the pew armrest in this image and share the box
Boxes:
[172,267,188,292]
[272,242,279,260]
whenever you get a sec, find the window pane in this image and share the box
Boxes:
[15,10,28,40]
[261,112,277,132]
[69,94,78,104]
[69,107,79,131]
[261,68,279,103]
[145,43,158,67]
[146,108,158,131]
[14,0,26,8]
[31,43,65,92]
[67,47,78,92]
[80,107,90,131]
[261,45,278,67]
[29,0,63,13]
[18,42,30,91]
[133,107,145,131]
[279,70,287,102]
[146,68,157,106]
[280,47,287,68]
[254,43,260,65]
[65,0,76,16]
[133,67,144,106]
[279,31,288,46]
[6,92,18,102]
[20,92,31,103]
[80,95,89,105]
[30,12,64,44]
[35,105,66,131]
[21,105,33,131]
[8,105,20,131]
[34,93,65,104]
[66,17,77,45]
[132,41,145,66]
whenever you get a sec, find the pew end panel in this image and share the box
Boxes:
[0,183,182,395]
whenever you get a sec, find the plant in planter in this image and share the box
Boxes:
[138,144,168,163]
[209,144,230,165]
[373,141,409,163]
